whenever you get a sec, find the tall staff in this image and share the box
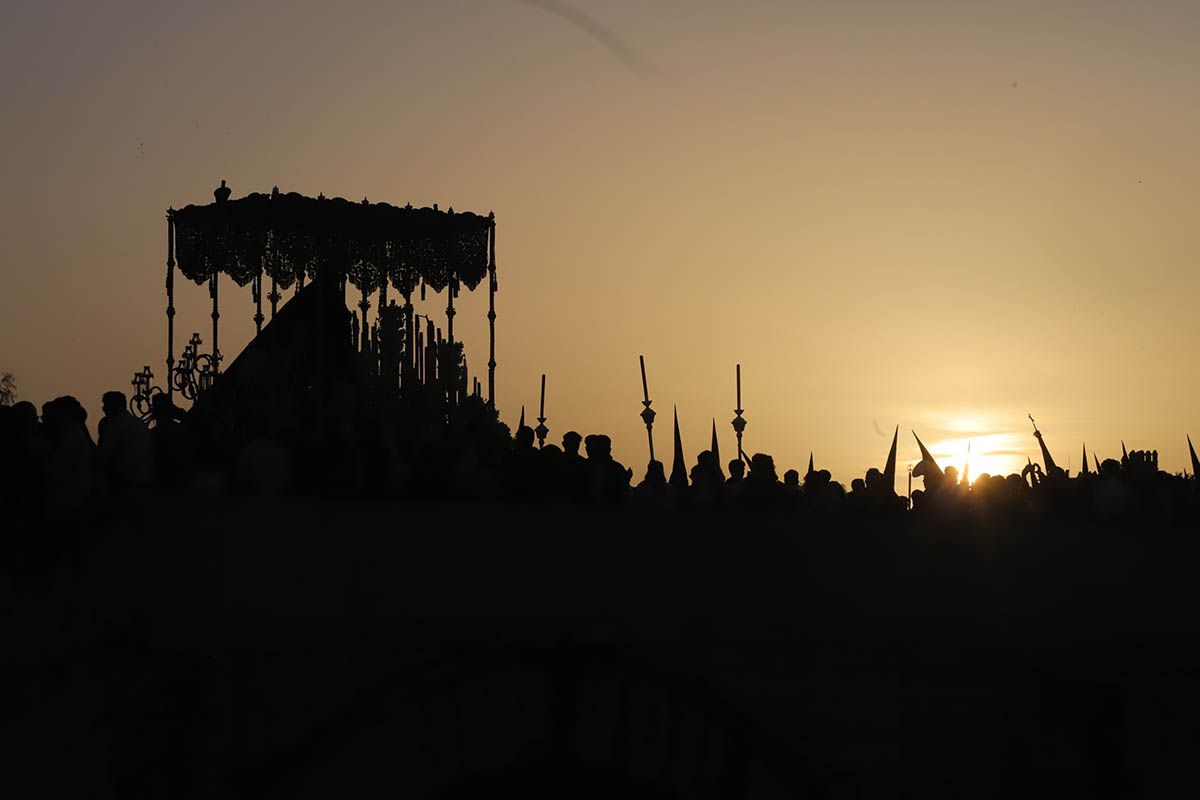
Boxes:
[732,363,747,462]
[535,373,549,449]
[639,355,656,462]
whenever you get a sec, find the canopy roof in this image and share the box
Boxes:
[172,190,493,293]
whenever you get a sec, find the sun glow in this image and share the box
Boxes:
[909,414,1034,485]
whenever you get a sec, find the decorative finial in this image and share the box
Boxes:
[731,363,747,462]
[639,355,656,462]
[535,374,549,449]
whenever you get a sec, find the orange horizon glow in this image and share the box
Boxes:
[3,2,1200,483]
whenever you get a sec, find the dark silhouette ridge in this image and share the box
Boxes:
[5,181,1200,798]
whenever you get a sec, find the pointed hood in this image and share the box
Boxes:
[1189,435,1200,478]
[711,418,724,480]
[962,440,971,487]
[518,405,525,430]
[1035,427,1058,473]
[1093,452,1102,474]
[669,406,689,490]
[882,425,898,491]
[1081,443,1090,476]
[807,451,814,478]
[1121,440,1129,467]
[911,431,944,481]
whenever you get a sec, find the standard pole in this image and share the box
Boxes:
[639,355,656,462]
[732,363,747,462]
[536,373,548,449]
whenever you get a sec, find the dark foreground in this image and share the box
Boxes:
[5,500,1200,798]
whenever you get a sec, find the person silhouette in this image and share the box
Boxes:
[743,453,783,509]
[634,459,674,509]
[98,390,154,502]
[583,433,631,505]
[723,458,745,504]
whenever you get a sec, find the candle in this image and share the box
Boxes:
[640,355,649,402]
[736,363,741,409]
[539,373,546,418]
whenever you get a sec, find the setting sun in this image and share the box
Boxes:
[907,414,1037,485]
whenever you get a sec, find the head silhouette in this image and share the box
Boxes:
[584,434,612,461]
[642,459,666,485]
[102,390,127,418]
[562,430,582,456]
[728,459,744,480]
[748,453,777,482]
[514,425,535,449]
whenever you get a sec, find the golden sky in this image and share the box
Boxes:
[3,0,1199,484]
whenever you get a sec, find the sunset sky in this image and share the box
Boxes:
[3,0,1199,483]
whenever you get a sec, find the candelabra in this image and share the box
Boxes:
[130,365,163,422]
[171,332,219,401]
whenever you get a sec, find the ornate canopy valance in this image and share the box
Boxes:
[172,190,493,293]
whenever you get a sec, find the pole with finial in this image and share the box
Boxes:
[639,355,656,462]
[535,373,549,449]
[732,363,747,462]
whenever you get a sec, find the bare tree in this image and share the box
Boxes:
[0,372,15,406]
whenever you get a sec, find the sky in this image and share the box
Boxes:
[3,0,1200,484]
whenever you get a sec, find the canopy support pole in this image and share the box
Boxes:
[447,278,457,403]
[166,212,176,401]
[487,213,497,408]
[402,290,414,388]
[210,271,221,375]
[253,269,264,336]
[357,286,370,355]
[268,273,279,319]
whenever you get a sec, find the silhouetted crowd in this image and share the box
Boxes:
[4,389,1199,534]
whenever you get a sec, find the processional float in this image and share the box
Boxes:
[131,183,499,420]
